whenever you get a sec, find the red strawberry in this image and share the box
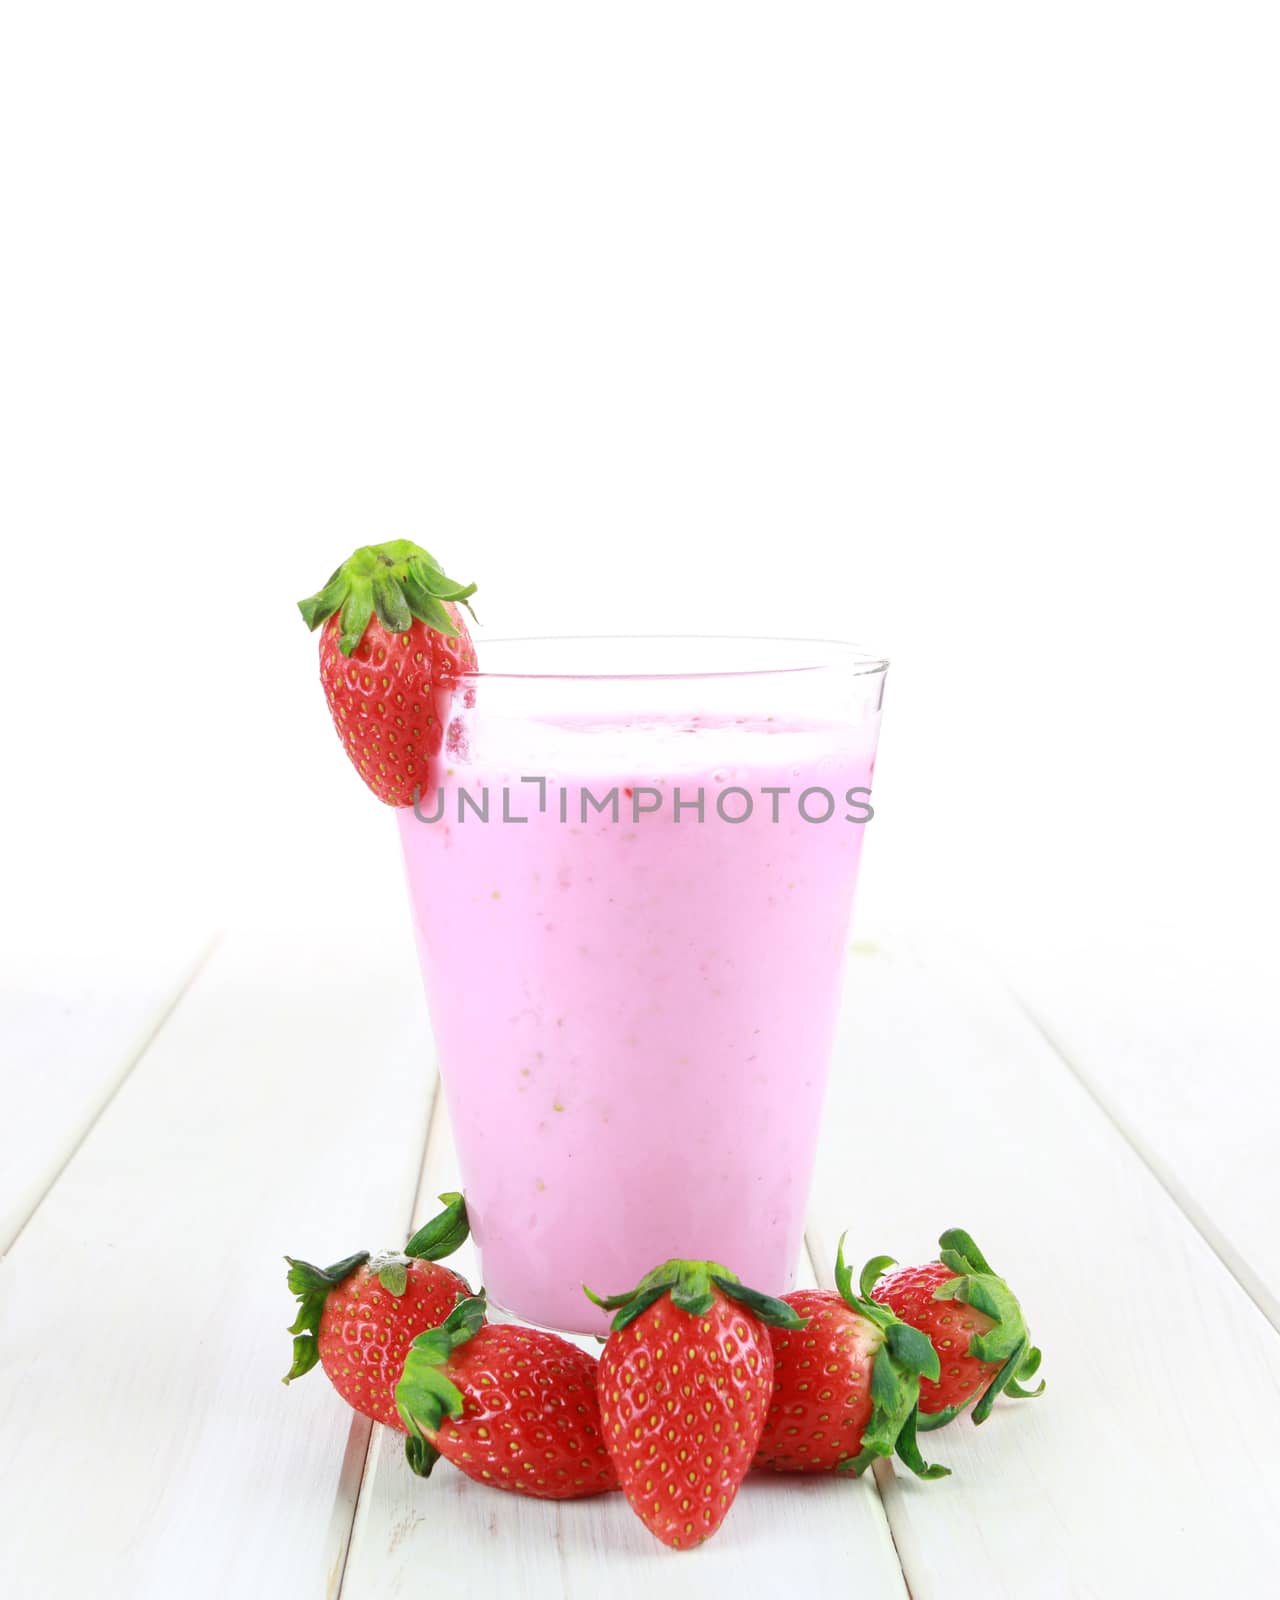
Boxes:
[587,1258,806,1551]
[283,1192,473,1458]
[754,1237,947,1479]
[297,539,478,806]
[872,1228,1044,1428]
[394,1297,619,1497]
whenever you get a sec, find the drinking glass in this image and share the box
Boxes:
[398,636,887,1332]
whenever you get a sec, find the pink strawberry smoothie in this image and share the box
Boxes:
[398,711,879,1333]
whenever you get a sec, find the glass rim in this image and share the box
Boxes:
[457,634,890,682]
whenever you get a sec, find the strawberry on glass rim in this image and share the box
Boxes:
[297,539,478,806]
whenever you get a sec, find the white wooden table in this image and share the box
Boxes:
[3,900,1279,1599]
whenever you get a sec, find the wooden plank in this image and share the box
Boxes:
[339,1108,910,1600]
[807,937,1280,1597]
[0,920,215,1254]
[0,921,437,1600]
[1007,934,1280,1329]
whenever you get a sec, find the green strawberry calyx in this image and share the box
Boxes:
[281,1191,469,1384]
[282,1251,370,1384]
[583,1257,809,1332]
[831,1236,949,1481]
[297,539,478,658]
[916,1226,1045,1431]
[404,1190,470,1263]
[395,1293,489,1478]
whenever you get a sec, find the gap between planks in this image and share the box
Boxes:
[0,931,222,1262]
[1010,988,1280,1335]
[327,1068,448,1600]
[801,1228,915,1600]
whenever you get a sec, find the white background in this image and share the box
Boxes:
[2,3,1277,974]
[4,15,1280,1598]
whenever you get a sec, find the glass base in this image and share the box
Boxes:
[482,1294,608,1351]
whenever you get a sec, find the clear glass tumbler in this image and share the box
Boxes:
[398,636,887,1332]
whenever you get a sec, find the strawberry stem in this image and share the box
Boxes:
[297,540,478,658]
[931,1227,1044,1421]
[282,1251,370,1383]
[584,1258,808,1332]
[394,1294,488,1475]
[405,1192,469,1261]
[832,1233,949,1480]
